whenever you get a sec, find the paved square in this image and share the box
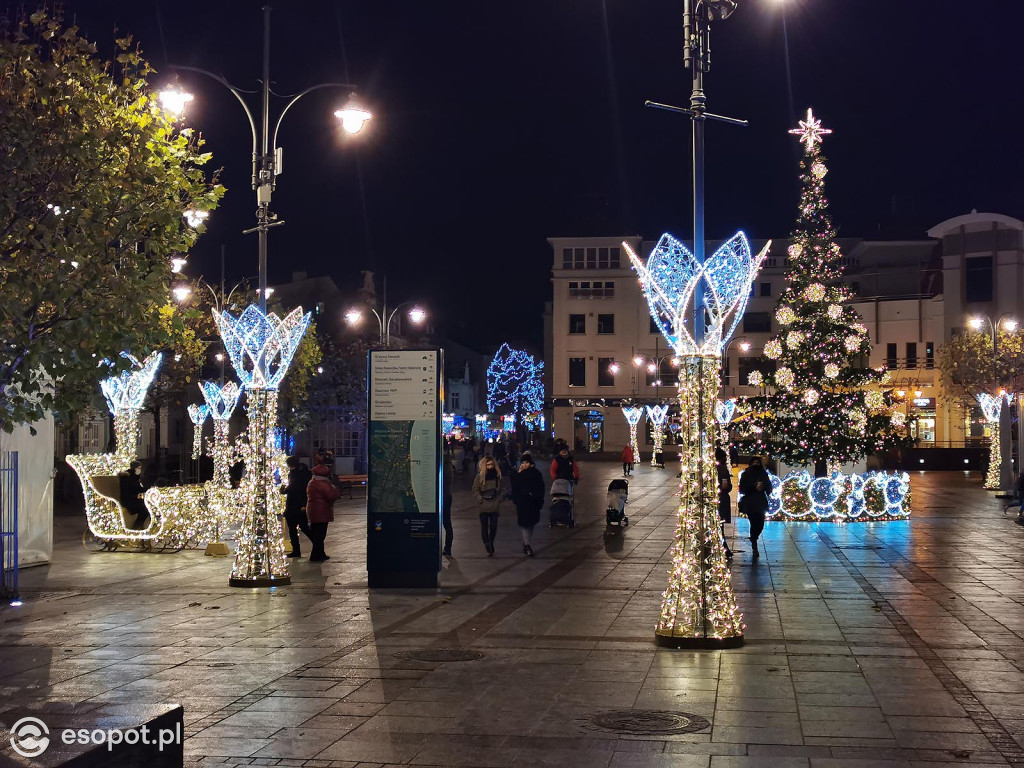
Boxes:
[2,465,1023,767]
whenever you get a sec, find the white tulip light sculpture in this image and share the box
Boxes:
[645,404,670,466]
[622,406,644,465]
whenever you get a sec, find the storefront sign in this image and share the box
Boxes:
[912,397,934,408]
[367,349,442,587]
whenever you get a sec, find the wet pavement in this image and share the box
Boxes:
[2,464,1024,767]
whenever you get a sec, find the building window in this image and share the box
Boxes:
[597,357,615,387]
[925,341,935,369]
[610,247,620,268]
[569,314,586,334]
[965,255,993,303]
[597,247,621,269]
[451,391,460,409]
[743,312,771,333]
[585,247,597,269]
[886,343,898,368]
[597,314,614,334]
[650,317,660,334]
[906,342,917,370]
[562,248,573,269]
[568,357,586,387]
[568,281,614,299]
[760,282,772,297]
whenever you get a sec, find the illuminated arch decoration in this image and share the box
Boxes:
[622,406,644,464]
[628,232,768,648]
[187,404,210,460]
[977,392,1003,490]
[738,470,912,521]
[215,305,311,588]
[645,404,670,466]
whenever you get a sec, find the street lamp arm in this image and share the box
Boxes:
[271,82,359,151]
[169,65,260,164]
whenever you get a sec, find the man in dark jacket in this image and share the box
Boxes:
[119,460,150,529]
[738,456,771,560]
[281,456,312,558]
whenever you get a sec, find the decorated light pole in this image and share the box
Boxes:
[215,306,311,587]
[187,404,210,462]
[627,232,768,649]
[99,352,163,469]
[621,406,644,464]
[977,392,1005,491]
[715,398,737,475]
[645,404,670,466]
[201,380,244,488]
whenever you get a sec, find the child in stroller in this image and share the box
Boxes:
[549,478,575,527]
[606,478,629,529]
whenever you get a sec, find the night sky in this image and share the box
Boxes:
[23,1,1024,352]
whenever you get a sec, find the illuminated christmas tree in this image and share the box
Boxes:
[740,109,909,474]
[486,343,544,430]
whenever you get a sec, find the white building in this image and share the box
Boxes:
[546,212,1024,460]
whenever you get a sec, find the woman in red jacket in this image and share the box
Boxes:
[306,464,341,562]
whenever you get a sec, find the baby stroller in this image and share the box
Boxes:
[606,478,629,530]
[549,478,575,527]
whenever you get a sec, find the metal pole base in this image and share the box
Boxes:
[204,541,231,557]
[229,575,291,588]
[655,631,744,650]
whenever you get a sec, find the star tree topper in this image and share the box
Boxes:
[788,107,832,151]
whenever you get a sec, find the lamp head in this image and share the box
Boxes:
[170,257,187,274]
[172,285,191,302]
[184,209,209,228]
[738,340,751,352]
[647,363,657,374]
[158,86,193,117]
[344,308,363,326]
[632,356,644,367]
[968,316,984,330]
[1003,318,1019,332]
[335,98,372,134]
[608,362,621,375]
[706,0,739,20]
[408,306,427,325]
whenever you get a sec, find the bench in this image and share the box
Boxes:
[337,474,368,498]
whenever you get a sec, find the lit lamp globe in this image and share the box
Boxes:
[344,308,363,326]
[408,306,427,325]
[335,99,372,134]
[158,86,193,117]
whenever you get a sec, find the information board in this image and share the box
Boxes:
[366,349,442,587]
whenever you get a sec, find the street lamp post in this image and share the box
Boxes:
[722,337,751,388]
[159,5,371,588]
[345,302,427,348]
[969,314,1019,494]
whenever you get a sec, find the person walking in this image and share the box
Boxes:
[509,452,545,557]
[442,446,455,557]
[550,441,580,483]
[738,456,771,560]
[716,448,733,560]
[306,463,341,562]
[472,456,503,556]
[621,444,635,476]
[280,456,312,558]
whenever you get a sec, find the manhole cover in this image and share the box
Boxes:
[398,648,484,663]
[589,709,710,735]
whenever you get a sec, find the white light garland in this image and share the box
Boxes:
[977,393,1003,490]
[824,363,840,379]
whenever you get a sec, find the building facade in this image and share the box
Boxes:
[546,212,1024,459]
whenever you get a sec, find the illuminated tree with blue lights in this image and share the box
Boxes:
[486,344,544,430]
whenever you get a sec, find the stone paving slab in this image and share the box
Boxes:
[2,467,1024,766]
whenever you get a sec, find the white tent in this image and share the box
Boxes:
[0,415,55,566]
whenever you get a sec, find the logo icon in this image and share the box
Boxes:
[10,717,50,757]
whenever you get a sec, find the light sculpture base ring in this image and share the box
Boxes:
[229,575,291,588]
[655,632,744,649]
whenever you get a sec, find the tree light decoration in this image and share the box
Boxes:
[503,414,516,433]
[216,305,311,587]
[486,343,544,428]
[622,406,644,463]
[628,230,766,649]
[645,404,670,466]
[764,339,782,359]
[740,469,911,521]
[977,392,1003,490]
[442,413,455,436]
[715,399,737,475]
[739,108,911,471]
[748,370,764,387]
[187,404,210,460]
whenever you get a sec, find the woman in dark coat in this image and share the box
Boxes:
[306,464,341,562]
[509,452,545,557]
[738,456,771,560]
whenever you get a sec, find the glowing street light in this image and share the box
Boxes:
[184,209,209,228]
[158,86,193,117]
[408,306,427,325]
[172,285,192,302]
[334,99,372,134]
[346,301,427,348]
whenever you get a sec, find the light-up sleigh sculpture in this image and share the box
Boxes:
[645,404,670,466]
[628,231,769,649]
[67,352,189,551]
[214,305,311,587]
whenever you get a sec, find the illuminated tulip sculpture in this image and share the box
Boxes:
[214,305,311,587]
[99,352,163,467]
[715,398,737,475]
[645,404,670,467]
[977,392,1005,490]
[627,231,769,648]
[201,380,243,488]
[622,406,644,463]
[187,404,210,461]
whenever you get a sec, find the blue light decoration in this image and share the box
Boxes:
[214,305,312,390]
[100,352,163,414]
[187,403,210,460]
[486,343,544,428]
[502,414,516,433]
[201,380,243,421]
[625,232,770,357]
[714,399,737,425]
[739,470,912,521]
[442,413,455,436]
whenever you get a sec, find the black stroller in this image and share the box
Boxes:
[549,478,575,527]
[606,478,629,530]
